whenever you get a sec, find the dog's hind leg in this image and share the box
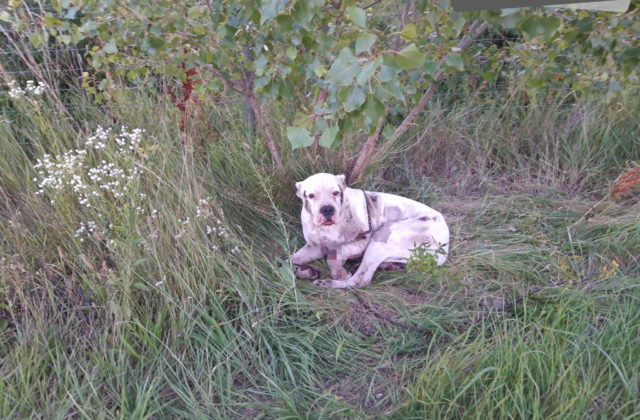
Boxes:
[313,217,448,288]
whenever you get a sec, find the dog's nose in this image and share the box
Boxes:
[320,205,335,218]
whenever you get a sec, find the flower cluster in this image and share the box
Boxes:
[32,126,147,209]
[205,215,233,252]
[86,125,146,155]
[74,220,97,242]
[114,127,144,153]
[34,150,86,192]
[206,218,229,239]
[85,126,111,149]
[87,161,141,199]
[196,198,212,218]
[6,80,46,98]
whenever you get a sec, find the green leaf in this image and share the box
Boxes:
[356,60,377,86]
[377,64,399,83]
[327,48,359,86]
[206,79,221,92]
[374,83,391,102]
[132,282,150,291]
[149,37,164,49]
[400,23,418,41]
[292,1,314,29]
[254,76,270,91]
[501,8,520,16]
[501,15,520,30]
[542,16,563,42]
[104,39,118,54]
[44,13,62,27]
[363,96,385,132]
[276,14,293,31]
[482,71,496,82]
[29,31,44,48]
[526,77,545,94]
[188,6,205,20]
[355,34,376,54]
[318,126,339,148]
[590,36,609,49]
[382,81,404,102]
[382,124,395,140]
[260,0,278,24]
[64,7,79,19]
[338,86,366,112]
[347,6,367,28]
[254,54,268,76]
[445,53,464,71]
[616,46,640,72]
[314,64,327,78]
[0,11,12,22]
[287,126,315,149]
[423,60,439,75]
[519,15,563,42]
[286,46,297,60]
[450,12,466,36]
[395,43,424,69]
[520,15,544,40]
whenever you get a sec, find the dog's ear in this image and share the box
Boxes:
[295,181,305,199]
[336,174,347,190]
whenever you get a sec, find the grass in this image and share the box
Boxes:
[1,82,639,418]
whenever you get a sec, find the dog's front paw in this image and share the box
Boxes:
[294,264,320,279]
[312,279,349,289]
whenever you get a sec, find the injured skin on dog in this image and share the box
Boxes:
[290,173,450,288]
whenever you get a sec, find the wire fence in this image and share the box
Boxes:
[0,60,603,89]
[0,47,91,55]
[0,94,601,118]
[0,39,620,125]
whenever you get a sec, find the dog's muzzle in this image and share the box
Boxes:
[319,205,336,226]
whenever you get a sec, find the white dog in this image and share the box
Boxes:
[291,173,449,288]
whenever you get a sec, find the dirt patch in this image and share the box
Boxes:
[347,300,398,336]
[323,363,405,414]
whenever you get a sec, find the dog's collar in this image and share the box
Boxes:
[362,189,372,234]
[337,189,373,245]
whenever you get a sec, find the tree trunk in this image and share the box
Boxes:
[247,93,284,169]
[391,20,488,142]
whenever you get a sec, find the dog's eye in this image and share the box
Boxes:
[308,193,315,199]
[332,191,341,196]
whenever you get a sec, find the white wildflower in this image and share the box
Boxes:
[5,80,46,98]
[33,125,146,208]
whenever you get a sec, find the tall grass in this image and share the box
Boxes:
[1,81,639,418]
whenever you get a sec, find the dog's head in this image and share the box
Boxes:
[295,173,347,227]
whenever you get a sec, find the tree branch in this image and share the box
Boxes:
[390,20,488,143]
[351,291,432,335]
[349,20,489,182]
[348,106,389,182]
